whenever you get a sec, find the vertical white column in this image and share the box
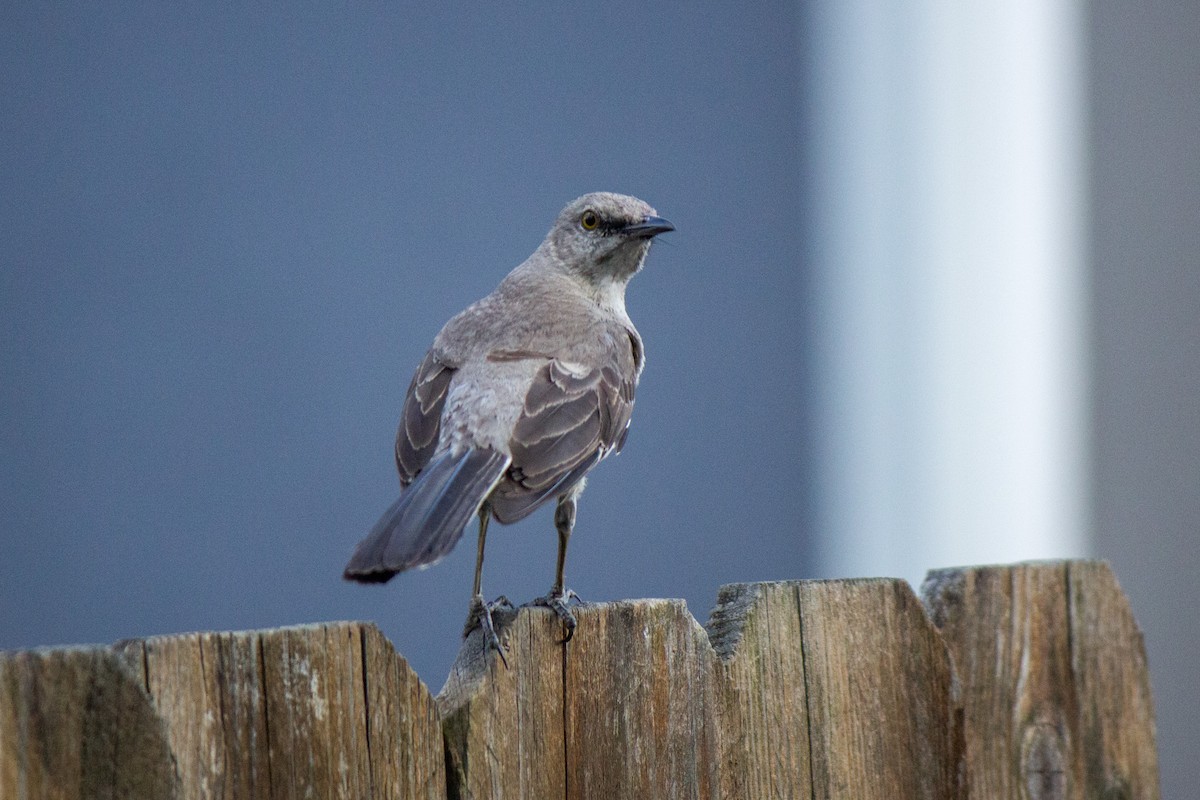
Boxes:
[808,2,1088,584]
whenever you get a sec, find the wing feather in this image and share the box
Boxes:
[395,350,455,486]
[489,331,638,523]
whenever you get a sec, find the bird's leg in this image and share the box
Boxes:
[533,494,582,642]
[464,503,511,667]
[471,502,488,599]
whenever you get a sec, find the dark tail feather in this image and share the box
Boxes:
[343,448,510,583]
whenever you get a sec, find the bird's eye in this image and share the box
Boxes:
[580,210,599,230]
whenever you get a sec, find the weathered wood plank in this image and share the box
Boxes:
[707,581,812,800]
[561,599,718,799]
[923,563,1076,798]
[117,628,268,798]
[708,579,961,799]
[705,578,960,796]
[439,602,565,800]
[1068,561,1160,799]
[922,560,1161,800]
[794,579,960,800]
[116,621,444,800]
[360,623,447,799]
[260,624,373,796]
[440,600,719,800]
[0,646,178,800]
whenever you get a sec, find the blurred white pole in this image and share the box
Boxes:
[808,2,1088,585]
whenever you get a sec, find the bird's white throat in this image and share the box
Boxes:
[589,276,630,318]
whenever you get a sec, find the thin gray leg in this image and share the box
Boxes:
[464,503,510,666]
[551,493,575,595]
[533,493,581,642]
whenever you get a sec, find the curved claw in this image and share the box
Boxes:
[464,594,515,668]
[532,589,582,643]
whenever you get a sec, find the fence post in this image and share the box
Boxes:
[439,598,718,799]
[790,579,959,798]
[0,646,178,800]
[115,621,445,800]
[922,560,1160,799]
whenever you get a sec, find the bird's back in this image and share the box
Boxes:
[424,260,641,522]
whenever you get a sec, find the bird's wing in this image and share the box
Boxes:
[395,350,456,486]
[488,337,638,523]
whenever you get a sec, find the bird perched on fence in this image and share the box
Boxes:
[344,192,673,658]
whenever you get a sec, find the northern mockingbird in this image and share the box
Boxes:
[344,192,673,657]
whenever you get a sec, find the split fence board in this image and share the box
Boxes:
[0,646,178,800]
[116,621,444,800]
[792,579,960,800]
[438,603,566,799]
[560,599,718,799]
[708,581,812,800]
[709,579,959,799]
[922,559,1161,800]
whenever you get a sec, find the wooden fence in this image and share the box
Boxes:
[0,559,1159,799]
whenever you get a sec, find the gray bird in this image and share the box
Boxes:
[344,192,673,656]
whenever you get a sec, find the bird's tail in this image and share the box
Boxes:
[343,447,511,583]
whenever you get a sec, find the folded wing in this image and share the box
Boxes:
[395,350,456,487]
[489,345,637,524]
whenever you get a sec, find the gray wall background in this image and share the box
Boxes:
[1090,1,1200,794]
[1,3,1195,795]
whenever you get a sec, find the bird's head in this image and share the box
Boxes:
[542,192,674,286]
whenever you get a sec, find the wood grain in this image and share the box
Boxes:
[794,579,960,800]
[438,601,565,800]
[0,646,178,800]
[441,581,959,800]
[561,599,717,799]
[439,599,720,799]
[116,621,443,800]
[922,560,1161,800]
[707,581,812,800]
[1069,561,1160,799]
[709,579,961,799]
[1,560,1161,799]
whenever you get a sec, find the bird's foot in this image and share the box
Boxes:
[464,594,515,668]
[531,588,583,643]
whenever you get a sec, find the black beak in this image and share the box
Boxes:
[624,215,675,238]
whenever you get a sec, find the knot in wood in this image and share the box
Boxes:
[1021,720,1069,800]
